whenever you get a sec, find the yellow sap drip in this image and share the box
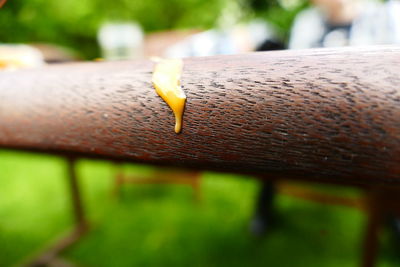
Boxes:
[152,58,186,133]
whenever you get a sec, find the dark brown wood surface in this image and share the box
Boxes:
[0,46,399,185]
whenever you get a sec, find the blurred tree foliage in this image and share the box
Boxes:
[0,0,306,59]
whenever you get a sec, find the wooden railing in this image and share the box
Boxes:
[0,46,399,185]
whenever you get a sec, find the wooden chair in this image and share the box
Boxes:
[113,164,202,203]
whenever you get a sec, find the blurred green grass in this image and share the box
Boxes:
[0,149,398,267]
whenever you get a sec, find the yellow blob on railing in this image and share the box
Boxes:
[152,58,186,133]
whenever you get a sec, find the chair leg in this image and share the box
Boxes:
[113,170,124,199]
[191,173,202,203]
[361,191,382,267]
[66,157,88,231]
[249,180,276,235]
[25,157,88,267]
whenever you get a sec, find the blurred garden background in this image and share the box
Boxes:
[1,0,400,266]
[0,0,306,59]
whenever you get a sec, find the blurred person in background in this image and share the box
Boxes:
[151,1,285,58]
[289,0,400,49]
[163,20,280,58]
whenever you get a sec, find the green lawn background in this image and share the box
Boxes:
[0,150,398,267]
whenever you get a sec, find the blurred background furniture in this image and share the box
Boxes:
[113,164,202,203]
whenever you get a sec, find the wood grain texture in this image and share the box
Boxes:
[0,46,399,185]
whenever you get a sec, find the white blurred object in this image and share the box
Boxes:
[0,44,44,70]
[279,0,305,10]
[323,28,349,47]
[289,8,326,49]
[382,0,400,44]
[97,22,144,60]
